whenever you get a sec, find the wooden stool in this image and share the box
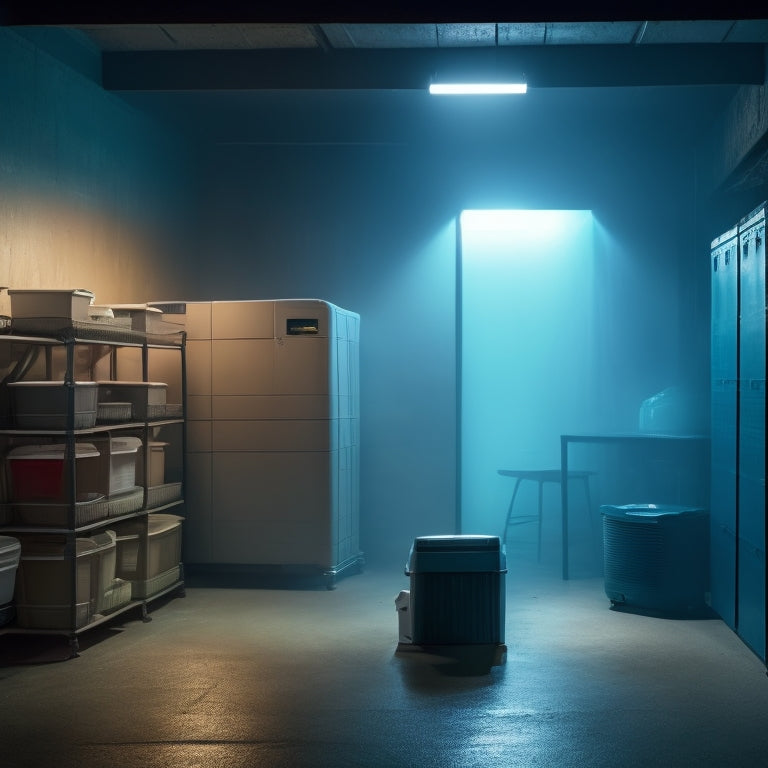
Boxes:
[498,469,595,561]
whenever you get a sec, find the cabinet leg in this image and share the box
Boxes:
[141,603,152,623]
[68,635,80,658]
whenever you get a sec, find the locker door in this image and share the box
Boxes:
[710,226,739,629]
[738,204,767,662]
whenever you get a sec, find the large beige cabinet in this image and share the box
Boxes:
[155,299,361,588]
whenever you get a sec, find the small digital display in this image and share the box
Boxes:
[287,318,319,335]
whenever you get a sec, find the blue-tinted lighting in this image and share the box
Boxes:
[460,209,597,541]
[429,83,527,95]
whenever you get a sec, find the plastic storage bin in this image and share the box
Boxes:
[96,401,132,423]
[136,441,168,488]
[146,441,168,486]
[107,304,164,332]
[9,288,94,325]
[8,381,98,430]
[97,381,168,421]
[601,504,710,613]
[0,535,21,604]
[7,443,101,503]
[88,529,131,615]
[0,536,21,627]
[13,534,113,629]
[406,535,507,645]
[107,437,142,495]
[113,513,182,598]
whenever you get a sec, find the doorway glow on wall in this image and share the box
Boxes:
[459,208,597,544]
[460,209,593,256]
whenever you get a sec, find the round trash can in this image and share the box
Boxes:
[601,504,709,613]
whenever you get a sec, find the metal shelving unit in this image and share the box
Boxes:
[0,322,187,657]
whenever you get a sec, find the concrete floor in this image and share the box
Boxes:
[1,553,768,768]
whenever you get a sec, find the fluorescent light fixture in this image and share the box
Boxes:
[429,82,527,95]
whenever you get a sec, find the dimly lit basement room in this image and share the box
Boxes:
[1,1,768,766]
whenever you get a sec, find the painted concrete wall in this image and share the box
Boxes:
[192,86,729,564]
[0,28,198,305]
[5,27,768,570]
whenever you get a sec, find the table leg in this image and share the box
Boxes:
[561,436,569,579]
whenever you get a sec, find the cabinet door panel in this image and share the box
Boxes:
[738,209,766,662]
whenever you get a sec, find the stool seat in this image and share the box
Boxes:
[498,468,595,561]
[498,469,594,482]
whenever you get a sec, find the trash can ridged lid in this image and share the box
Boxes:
[413,534,501,551]
[601,504,707,522]
[406,535,506,574]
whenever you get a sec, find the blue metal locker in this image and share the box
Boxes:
[710,225,739,629]
[738,203,766,662]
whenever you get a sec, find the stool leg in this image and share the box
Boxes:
[537,480,544,562]
[503,477,524,542]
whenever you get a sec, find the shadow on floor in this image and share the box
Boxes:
[394,642,507,679]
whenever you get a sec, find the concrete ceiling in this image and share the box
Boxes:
[3,17,768,90]
[60,21,768,92]
[3,8,767,189]
[68,20,768,52]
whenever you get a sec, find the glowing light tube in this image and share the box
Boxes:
[428,83,527,95]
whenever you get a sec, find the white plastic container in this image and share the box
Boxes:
[108,436,142,495]
[108,304,164,332]
[146,441,168,486]
[87,304,130,327]
[14,534,111,629]
[114,513,182,582]
[89,529,133,614]
[97,381,167,421]
[8,381,98,430]
[0,536,21,605]
[395,589,412,644]
[9,288,94,322]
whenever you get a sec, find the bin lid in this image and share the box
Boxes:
[8,443,100,460]
[19,535,111,559]
[109,304,162,314]
[110,436,142,455]
[0,536,21,557]
[96,380,167,388]
[149,514,183,536]
[412,534,501,552]
[406,534,506,574]
[89,530,117,550]
[9,288,94,300]
[601,503,707,520]
[7,380,96,388]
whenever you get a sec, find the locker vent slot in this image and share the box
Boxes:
[286,318,319,335]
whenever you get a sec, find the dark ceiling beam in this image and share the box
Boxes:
[2,1,768,25]
[102,44,767,91]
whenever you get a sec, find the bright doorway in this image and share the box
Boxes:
[458,209,598,546]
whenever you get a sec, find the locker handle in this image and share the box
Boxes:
[713,255,719,272]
